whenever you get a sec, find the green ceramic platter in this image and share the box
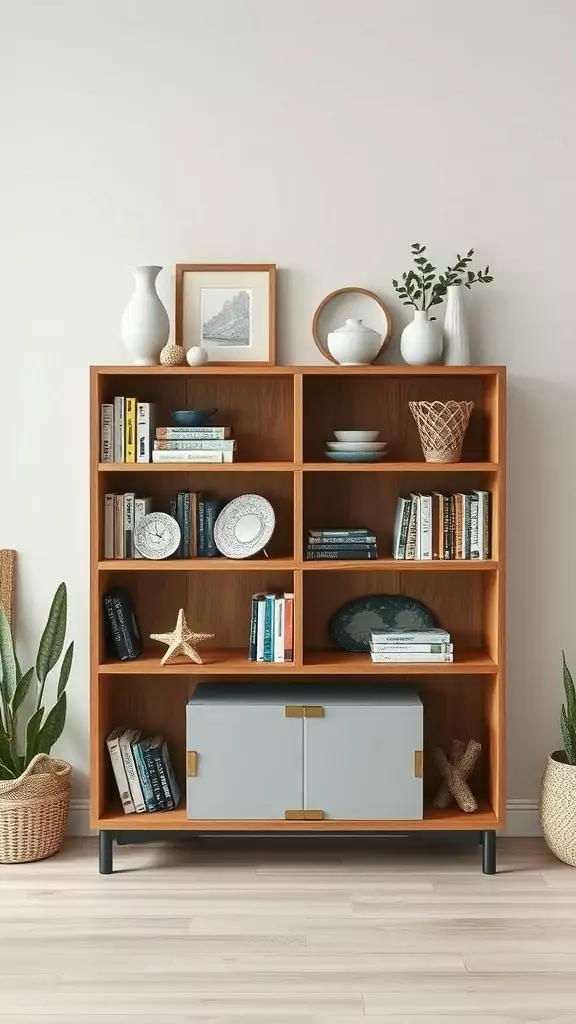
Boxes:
[329,594,436,653]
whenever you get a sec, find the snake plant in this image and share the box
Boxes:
[0,582,73,780]
[561,652,576,766]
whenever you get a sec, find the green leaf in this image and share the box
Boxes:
[10,667,34,715]
[0,721,18,777]
[392,279,399,288]
[36,583,67,687]
[0,603,17,702]
[562,652,576,719]
[57,642,73,698]
[0,761,16,780]
[35,694,67,756]
[25,706,44,765]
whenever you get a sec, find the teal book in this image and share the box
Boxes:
[132,738,156,812]
[263,595,275,662]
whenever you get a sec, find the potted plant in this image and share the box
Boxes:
[540,653,576,865]
[392,244,493,365]
[0,582,73,863]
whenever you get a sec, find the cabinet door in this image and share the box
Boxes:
[305,705,423,820]
[187,705,302,820]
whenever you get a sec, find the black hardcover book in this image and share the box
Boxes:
[182,492,191,560]
[176,491,185,558]
[307,540,377,551]
[143,738,166,809]
[442,496,451,560]
[306,547,379,560]
[307,536,377,547]
[248,594,258,661]
[103,596,128,660]
[150,740,174,809]
[198,498,206,556]
[463,493,472,560]
[205,499,223,556]
[104,587,142,660]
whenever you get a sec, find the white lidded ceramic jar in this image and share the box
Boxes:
[326,318,382,366]
[401,310,443,365]
[121,265,170,365]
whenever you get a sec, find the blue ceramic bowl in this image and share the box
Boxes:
[170,409,217,427]
[325,451,385,463]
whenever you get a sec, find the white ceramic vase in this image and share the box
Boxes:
[443,285,470,365]
[400,310,443,365]
[121,265,170,365]
[326,318,382,366]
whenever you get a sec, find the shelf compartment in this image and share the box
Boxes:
[100,372,294,463]
[95,801,498,832]
[303,373,496,463]
[98,470,294,561]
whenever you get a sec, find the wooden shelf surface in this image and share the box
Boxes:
[98,647,496,676]
[95,800,498,832]
[99,461,499,474]
[93,364,504,377]
[98,557,498,572]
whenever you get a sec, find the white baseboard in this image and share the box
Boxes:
[67,799,542,838]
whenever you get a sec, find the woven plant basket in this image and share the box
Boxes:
[409,400,474,463]
[540,751,576,866]
[0,753,71,864]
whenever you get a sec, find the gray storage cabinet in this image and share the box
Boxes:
[186,685,423,821]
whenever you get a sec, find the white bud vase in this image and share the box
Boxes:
[443,284,470,365]
[121,265,170,365]
[400,310,443,365]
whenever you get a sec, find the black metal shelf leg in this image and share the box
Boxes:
[99,830,114,874]
[481,829,496,874]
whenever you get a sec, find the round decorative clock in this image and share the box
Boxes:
[134,512,181,560]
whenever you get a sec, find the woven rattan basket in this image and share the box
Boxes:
[0,753,71,864]
[540,751,576,866]
[409,400,474,463]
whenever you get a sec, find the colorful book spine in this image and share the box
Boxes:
[263,595,275,661]
[308,529,372,538]
[100,404,114,462]
[106,728,135,813]
[161,740,181,808]
[152,450,231,463]
[125,398,137,463]
[132,738,156,811]
[156,427,231,440]
[197,499,206,556]
[113,397,125,462]
[248,594,259,661]
[104,494,115,559]
[284,593,294,662]
[136,402,155,463]
[143,738,165,809]
[306,548,378,560]
[149,740,174,809]
[256,595,266,661]
[470,493,480,558]
[154,439,236,451]
[371,652,454,663]
[114,495,125,558]
[124,493,135,558]
[119,729,146,813]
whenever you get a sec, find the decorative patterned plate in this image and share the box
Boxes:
[329,595,437,652]
[134,512,181,560]
[325,451,386,462]
[214,494,275,559]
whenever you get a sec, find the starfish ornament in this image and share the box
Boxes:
[150,608,214,666]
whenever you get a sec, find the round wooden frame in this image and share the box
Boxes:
[312,286,393,364]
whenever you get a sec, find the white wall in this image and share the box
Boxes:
[1,0,574,833]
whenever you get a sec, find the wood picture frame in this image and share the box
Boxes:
[175,264,276,365]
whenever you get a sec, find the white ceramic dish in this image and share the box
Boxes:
[333,430,379,442]
[214,494,275,559]
[327,441,387,452]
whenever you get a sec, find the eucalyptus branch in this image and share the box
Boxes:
[393,244,494,314]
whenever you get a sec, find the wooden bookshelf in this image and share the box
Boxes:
[90,365,505,866]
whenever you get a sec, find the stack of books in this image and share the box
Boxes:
[370,627,453,663]
[107,728,180,813]
[100,399,155,463]
[248,592,294,662]
[393,492,490,560]
[152,425,236,463]
[169,492,223,557]
[306,529,378,561]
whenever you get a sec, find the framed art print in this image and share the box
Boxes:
[175,264,276,365]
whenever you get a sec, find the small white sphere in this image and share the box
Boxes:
[186,346,209,367]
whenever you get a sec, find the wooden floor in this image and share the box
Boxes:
[1,837,576,1021]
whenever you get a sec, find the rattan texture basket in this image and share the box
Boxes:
[409,400,474,463]
[540,752,576,866]
[0,753,71,863]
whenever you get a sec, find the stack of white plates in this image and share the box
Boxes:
[325,430,387,463]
